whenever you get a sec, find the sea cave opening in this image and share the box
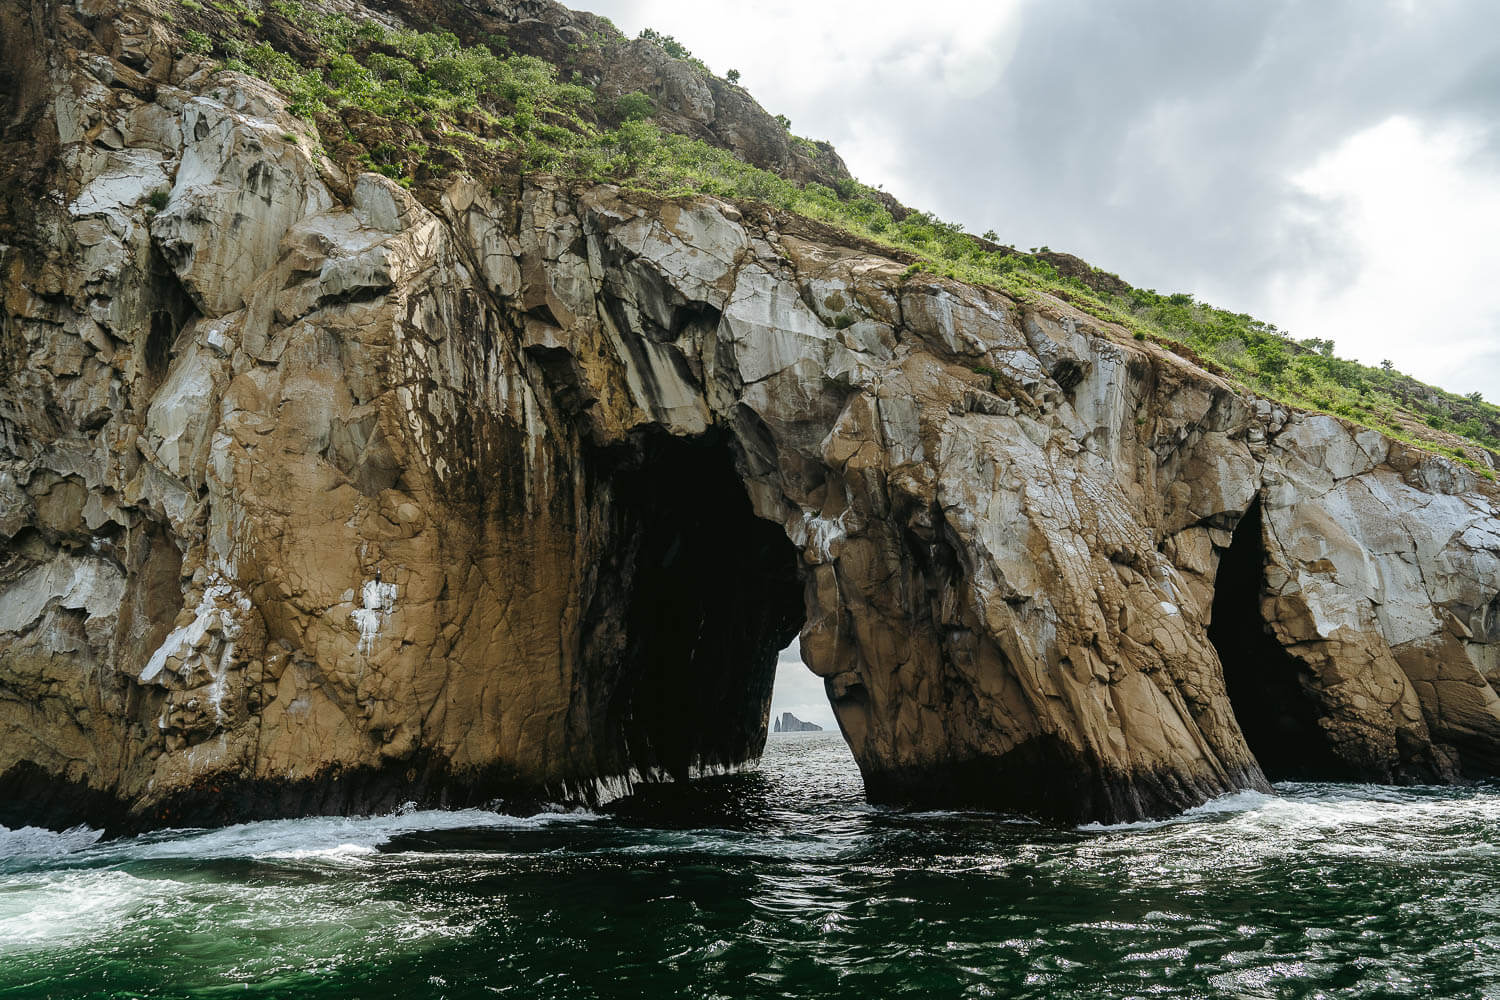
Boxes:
[1209,500,1355,780]
[586,429,806,786]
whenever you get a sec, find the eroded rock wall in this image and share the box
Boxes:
[3,1,1499,829]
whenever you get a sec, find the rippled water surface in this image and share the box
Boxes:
[5,733,1500,998]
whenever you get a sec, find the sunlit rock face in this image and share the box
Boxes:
[3,1,1499,831]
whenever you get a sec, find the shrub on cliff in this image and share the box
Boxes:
[181,0,1500,465]
[638,27,691,60]
[613,91,656,123]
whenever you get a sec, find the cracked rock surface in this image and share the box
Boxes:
[3,0,1499,830]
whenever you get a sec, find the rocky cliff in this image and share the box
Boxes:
[3,0,1499,831]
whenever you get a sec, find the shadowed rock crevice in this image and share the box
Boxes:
[0,762,130,833]
[143,249,199,389]
[581,429,804,784]
[1211,501,1354,780]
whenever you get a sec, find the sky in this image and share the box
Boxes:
[769,640,836,731]
[582,0,1500,401]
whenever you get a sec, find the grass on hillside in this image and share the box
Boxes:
[169,0,1500,477]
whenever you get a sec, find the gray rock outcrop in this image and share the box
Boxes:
[774,713,823,733]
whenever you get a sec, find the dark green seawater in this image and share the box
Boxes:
[5,732,1500,998]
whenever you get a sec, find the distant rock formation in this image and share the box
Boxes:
[774,713,824,733]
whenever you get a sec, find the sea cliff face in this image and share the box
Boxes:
[3,0,1500,830]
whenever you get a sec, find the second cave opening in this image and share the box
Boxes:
[1209,501,1358,781]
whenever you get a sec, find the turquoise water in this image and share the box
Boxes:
[4,732,1500,998]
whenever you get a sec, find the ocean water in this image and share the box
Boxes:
[3,732,1500,998]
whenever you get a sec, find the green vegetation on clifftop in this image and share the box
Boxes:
[167,0,1500,474]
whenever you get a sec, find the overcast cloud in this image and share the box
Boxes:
[584,0,1500,399]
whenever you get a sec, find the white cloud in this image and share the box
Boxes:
[1263,115,1500,398]
[584,0,1019,96]
[769,641,836,730]
[580,0,1021,196]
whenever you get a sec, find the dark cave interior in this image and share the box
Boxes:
[586,429,806,783]
[1210,501,1358,781]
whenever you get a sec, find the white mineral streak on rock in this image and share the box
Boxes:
[69,149,170,231]
[351,579,398,655]
[803,510,848,563]
[138,577,244,688]
[0,556,126,634]
[145,340,222,485]
[206,594,250,725]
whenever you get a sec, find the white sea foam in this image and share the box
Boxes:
[0,823,104,861]
[1,805,594,870]
[1077,788,1275,833]
[0,805,598,961]
[1079,781,1500,837]
[1062,780,1500,885]
[0,870,181,947]
[118,805,596,862]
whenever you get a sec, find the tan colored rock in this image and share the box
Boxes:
[2,3,1499,833]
